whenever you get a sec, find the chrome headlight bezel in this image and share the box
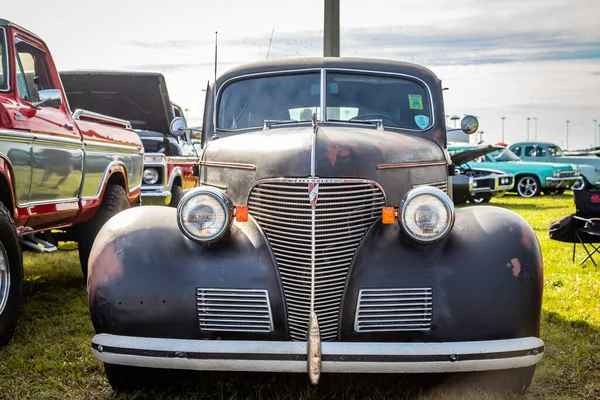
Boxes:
[177,187,233,244]
[143,168,160,185]
[398,186,455,244]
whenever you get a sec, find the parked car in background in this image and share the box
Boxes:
[509,141,600,190]
[60,71,200,207]
[450,145,514,204]
[0,19,143,346]
[449,144,581,197]
[87,57,544,394]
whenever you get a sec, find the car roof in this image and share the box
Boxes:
[60,70,165,78]
[216,57,440,87]
[511,141,559,147]
[0,19,44,43]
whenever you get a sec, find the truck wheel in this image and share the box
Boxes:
[104,363,177,391]
[516,175,541,198]
[0,202,23,348]
[169,185,184,207]
[78,185,129,278]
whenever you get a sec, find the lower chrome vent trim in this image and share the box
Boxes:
[354,288,433,333]
[196,288,273,333]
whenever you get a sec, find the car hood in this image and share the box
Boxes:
[201,126,446,205]
[450,145,503,165]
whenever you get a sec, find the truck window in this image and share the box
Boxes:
[14,39,54,103]
[0,28,7,90]
[173,105,185,119]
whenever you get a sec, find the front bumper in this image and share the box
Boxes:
[545,176,581,189]
[92,334,544,375]
[141,189,172,206]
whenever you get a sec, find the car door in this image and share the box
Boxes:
[12,34,83,227]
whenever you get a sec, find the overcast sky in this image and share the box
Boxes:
[4,0,600,149]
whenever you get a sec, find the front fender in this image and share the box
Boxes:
[87,206,287,340]
[341,206,543,342]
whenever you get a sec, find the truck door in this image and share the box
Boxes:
[13,35,83,227]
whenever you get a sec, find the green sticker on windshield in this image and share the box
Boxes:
[408,94,423,110]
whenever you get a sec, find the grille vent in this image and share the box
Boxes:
[196,288,273,333]
[354,288,433,332]
[248,180,385,341]
[412,180,448,193]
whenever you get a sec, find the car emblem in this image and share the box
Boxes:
[308,180,319,208]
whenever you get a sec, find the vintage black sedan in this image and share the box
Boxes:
[87,58,544,394]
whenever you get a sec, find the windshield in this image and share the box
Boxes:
[486,148,521,162]
[0,28,7,91]
[217,73,321,130]
[326,73,431,130]
[217,71,432,131]
[549,145,564,156]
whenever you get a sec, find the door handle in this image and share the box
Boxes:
[64,123,74,130]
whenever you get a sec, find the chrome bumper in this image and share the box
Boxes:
[92,334,544,377]
[545,176,581,188]
[141,190,172,206]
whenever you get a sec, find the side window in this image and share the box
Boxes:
[0,28,7,90]
[173,105,186,121]
[524,146,536,157]
[14,39,54,103]
[512,146,521,156]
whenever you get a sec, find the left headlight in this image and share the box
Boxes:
[177,187,233,244]
[398,186,455,244]
[552,170,561,178]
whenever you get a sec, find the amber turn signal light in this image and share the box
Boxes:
[236,205,249,222]
[381,207,396,224]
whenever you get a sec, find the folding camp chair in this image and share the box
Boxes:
[572,189,600,266]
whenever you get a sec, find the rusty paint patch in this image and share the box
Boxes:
[507,258,521,277]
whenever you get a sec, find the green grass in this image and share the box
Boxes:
[0,193,599,399]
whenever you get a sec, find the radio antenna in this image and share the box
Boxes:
[214,31,218,84]
[266,28,275,60]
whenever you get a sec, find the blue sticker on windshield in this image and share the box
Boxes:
[414,115,430,129]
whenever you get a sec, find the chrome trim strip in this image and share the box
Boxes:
[92,334,544,374]
[31,132,83,148]
[200,161,255,170]
[0,128,34,142]
[0,27,9,92]
[19,197,79,207]
[83,140,141,153]
[378,161,447,170]
[73,109,132,130]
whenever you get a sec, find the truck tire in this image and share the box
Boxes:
[78,185,129,279]
[169,185,183,207]
[469,365,536,395]
[104,363,178,392]
[0,202,23,348]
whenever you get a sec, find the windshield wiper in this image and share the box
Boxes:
[328,119,384,130]
[263,119,303,130]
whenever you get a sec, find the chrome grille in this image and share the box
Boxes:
[354,288,433,332]
[248,180,386,341]
[196,288,273,333]
[412,180,448,193]
[559,171,576,178]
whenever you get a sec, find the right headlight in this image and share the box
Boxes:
[552,170,561,178]
[398,186,455,244]
[177,187,233,244]
[143,168,160,184]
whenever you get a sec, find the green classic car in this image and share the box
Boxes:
[449,144,582,197]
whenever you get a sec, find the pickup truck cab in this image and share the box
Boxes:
[60,71,200,206]
[0,19,143,346]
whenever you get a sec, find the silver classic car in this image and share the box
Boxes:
[87,58,544,394]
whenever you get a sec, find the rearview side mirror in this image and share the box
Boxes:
[461,115,479,135]
[170,117,187,137]
[32,89,62,109]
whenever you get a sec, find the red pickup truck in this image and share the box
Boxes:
[0,19,143,346]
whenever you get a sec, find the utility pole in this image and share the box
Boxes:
[527,117,531,140]
[594,119,598,148]
[501,117,505,143]
[566,120,570,150]
[534,117,538,140]
[324,0,340,57]
[214,31,218,84]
